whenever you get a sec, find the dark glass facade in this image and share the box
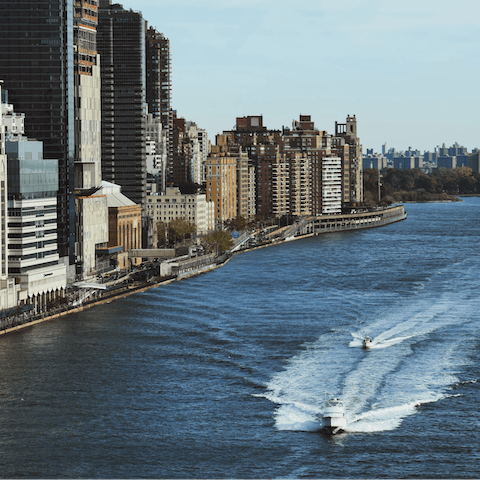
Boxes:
[146,27,173,185]
[98,1,147,207]
[145,27,171,126]
[0,0,76,261]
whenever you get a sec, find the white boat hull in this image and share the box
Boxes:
[362,336,373,349]
[322,416,347,434]
[322,398,347,434]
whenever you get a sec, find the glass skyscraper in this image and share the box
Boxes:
[98,0,147,207]
[0,0,76,263]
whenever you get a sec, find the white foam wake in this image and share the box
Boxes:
[258,278,478,434]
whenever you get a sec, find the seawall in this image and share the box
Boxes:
[0,205,406,336]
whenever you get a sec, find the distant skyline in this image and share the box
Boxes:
[121,0,479,152]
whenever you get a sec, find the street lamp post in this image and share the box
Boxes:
[378,171,382,204]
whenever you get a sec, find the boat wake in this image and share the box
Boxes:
[257,272,479,434]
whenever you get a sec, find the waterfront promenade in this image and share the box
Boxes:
[0,205,406,336]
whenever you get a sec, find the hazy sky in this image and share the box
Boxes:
[120,0,479,153]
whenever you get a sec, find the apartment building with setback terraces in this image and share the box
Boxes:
[146,186,214,235]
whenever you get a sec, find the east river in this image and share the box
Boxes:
[1,199,480,478]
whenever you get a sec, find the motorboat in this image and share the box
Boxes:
[322,397,347,434]
[362,336,373,349]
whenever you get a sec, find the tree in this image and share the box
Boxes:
[203,231,233,254]
[224,216,248,232]
[414,172,436,193]
[380,166,476,201]
[156,221,167,246]
[168,218,196,245]
[363,168,379,202]
[458,176,476,194]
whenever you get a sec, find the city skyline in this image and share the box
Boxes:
[123,0,480,152]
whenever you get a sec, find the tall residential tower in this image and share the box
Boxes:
[98,0,147,207]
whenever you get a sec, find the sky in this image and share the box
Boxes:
[120,0,479,153]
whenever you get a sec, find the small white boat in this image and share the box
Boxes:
[362,336,373,349]
[322,397,347,435]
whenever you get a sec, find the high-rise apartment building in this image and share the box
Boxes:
[206,146,237,228]
[320,155,342,214]
[170,116,187,185]
[186,122,209,186]
[145,26,174,189]
[98,0,147,207]
[219,114,360,217]
[334,115,363,205]
[469,152,480,173]
[74,0,102,190]
[145,112,167,193]
[271,153,289,218]
[221,116,283,218]
[214,137,253,220]
[145,27,172,130]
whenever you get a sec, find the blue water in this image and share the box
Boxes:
[1,199,480,478]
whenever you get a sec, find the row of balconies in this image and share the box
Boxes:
[8,242,58,259]
[7,223,58,236]
[8,248,59,264]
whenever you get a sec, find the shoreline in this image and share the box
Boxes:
[0,206,406,336]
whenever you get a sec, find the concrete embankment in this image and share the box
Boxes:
[0,255,232,336]
[0,206,406,336]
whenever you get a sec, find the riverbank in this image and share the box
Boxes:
[0,206,406,336]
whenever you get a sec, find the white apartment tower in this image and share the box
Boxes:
[2,84,67,312]
[321,156,342,214]
[186,121,209,185]
[0,82,19,311]
[146,112,167,193]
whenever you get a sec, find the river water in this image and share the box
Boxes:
[1,199,480,478]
